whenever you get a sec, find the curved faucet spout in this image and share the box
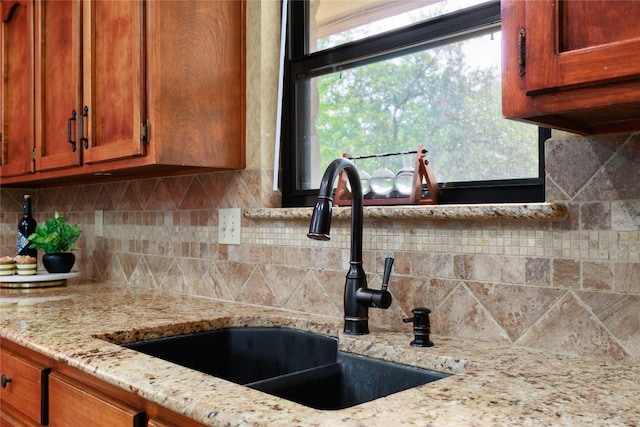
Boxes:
[307,158,363,264]
[307,158,392,335]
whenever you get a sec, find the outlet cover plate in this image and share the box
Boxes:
[95,210,104,237]
[218,208,241,245]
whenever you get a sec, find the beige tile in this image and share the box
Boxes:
[611,200,640,231]
[580,202,611,230]
[262,264,308,306]
[525,257,551,285]
[500,256,526,284]
[475,254,501,282]
[552,259,580,288]
[454,254,475,280]
[577,134,640,201]
[583,261,613,290]
[128,257,158,289]
[578,291,640,360]
[215,261,256,298]
[117,253,142,283]
[517,292,628,360]
[391,276,457,318]
[613,262,640,293]
[310,269,348,306]
[468,282,564,341]
[236,268,278,307]
[545,134,619,199]
[432,283,510,343]
[283,272,341,317]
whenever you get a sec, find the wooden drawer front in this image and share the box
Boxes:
[147,419,179,427]
[0,347,50,425]
[49,373,144,427]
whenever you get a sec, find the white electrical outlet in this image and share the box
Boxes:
[95,210,104,237]
[218,208,241,245]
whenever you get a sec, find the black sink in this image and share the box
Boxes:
[121,327,450,410]
[250,351,449,410]
[123,327,337,384]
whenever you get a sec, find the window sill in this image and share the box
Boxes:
[245,203,568,222]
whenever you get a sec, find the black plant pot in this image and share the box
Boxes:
[43,253,76,274]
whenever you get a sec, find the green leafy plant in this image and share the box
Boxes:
[28,212,82,254]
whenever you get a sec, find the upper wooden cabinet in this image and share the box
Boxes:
[80,0,145,166]
[0,0,35,178]
[34,0,82,173]
[1,0,245,185]
[502,0,640,134]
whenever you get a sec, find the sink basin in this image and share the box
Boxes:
[121,327,450,410]
[250,351,449,410]
[123,327,337,384]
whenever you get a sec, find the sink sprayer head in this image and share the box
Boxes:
[307,196,333,241]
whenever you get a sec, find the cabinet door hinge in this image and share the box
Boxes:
[518,28,526,76]
[32,148,36,160]
[141,119,150,143]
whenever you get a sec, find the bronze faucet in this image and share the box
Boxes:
[307,158,393,335]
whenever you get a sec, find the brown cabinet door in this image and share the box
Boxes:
[0,347,50,425]
[502,0,640,134]
[524,0,640,95]
[0,0,35,178]
[34,0,82,172]
[49,372,145,427]
[81,0,145,165]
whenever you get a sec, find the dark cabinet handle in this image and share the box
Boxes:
[1,374,12,388]
[518,28,526,76]
[67,110,77,152]
[80,105,89,149]
[2,2,20,23]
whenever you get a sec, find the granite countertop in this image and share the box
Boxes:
[245,202,568,222]
[1,281,638,426]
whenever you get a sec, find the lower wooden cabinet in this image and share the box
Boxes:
[0,340,207,427]
[0,347,50,426]
[49,373,145,427]
[147,418,182,427]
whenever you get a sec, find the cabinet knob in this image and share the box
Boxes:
[1,374,12,388]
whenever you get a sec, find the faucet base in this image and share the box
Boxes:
[344,317,369,335]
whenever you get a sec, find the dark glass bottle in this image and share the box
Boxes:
[17,194,37,257]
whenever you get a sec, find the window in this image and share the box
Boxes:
[281,0,548,207]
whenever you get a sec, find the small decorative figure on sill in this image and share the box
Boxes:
[402,307,434,347]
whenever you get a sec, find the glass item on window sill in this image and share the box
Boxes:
[369,166,395,195]
[346,158,372,196]
[360,170,371,195]
[394,152,416,195]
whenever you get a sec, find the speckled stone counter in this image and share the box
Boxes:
[245,203,568,222]
[1,281,638,426]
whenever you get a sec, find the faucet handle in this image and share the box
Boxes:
[369,288,392,309]
[371,257,394,308]
[359,257,394,309]
[381,257,394,291]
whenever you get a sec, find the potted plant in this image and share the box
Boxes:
[28,212,82,273]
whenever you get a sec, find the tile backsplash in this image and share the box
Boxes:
[1,132,638,362]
